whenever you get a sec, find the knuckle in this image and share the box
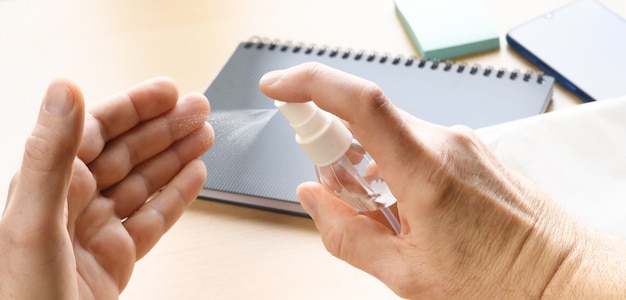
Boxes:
[358,82,389,111]
[301,62,327,80]
[23,133,58,172]
[446,125,481,149]
[426,125,483,189]
[320,223,355,262]
[321,226,345,257]
[354,82,394,125]
[23,124,78,174]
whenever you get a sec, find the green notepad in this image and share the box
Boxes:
[394,0,500,59]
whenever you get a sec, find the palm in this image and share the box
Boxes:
[69,160,138,298]
[66,80,213,298]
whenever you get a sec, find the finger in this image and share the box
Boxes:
[259,63,435,190]
[88,92,210,190]
[122,159,207,260]
[297,182,402,279]
[79,77,180,164]
[104,122,213,219]
[5,79,84,223]
[66,159,97,237]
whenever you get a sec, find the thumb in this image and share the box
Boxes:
[6,79,85,222]
[297,182,400,276]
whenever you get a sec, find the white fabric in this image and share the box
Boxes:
[478,97,626,238]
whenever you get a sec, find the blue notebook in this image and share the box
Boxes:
[199,38,554,215]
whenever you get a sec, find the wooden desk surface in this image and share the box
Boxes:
[1,0,625,299]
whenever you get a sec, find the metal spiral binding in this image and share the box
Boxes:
[244,36,546,84]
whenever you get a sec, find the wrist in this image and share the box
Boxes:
[495,203,579,299]
[542,230,626,299]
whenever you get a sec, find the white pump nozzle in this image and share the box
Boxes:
[274,101,352,166]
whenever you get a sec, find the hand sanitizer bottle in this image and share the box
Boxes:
[275,100,401,234]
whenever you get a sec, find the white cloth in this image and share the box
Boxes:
[478,97,626,238]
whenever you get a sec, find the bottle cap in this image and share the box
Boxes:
[275,101,352,166]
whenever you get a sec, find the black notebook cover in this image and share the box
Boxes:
[199,38,555,216]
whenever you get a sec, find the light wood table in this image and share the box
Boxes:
[1,0,625,299]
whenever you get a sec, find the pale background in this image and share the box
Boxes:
[1,0,625,299]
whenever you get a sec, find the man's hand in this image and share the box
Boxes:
[260,62,626,299]
[0,77,213,299]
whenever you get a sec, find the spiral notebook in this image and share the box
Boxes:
[199,38,555,216]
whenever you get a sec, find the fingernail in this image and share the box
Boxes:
[259,70,283,86]
[44,81,74,115]
[298,189,318,218]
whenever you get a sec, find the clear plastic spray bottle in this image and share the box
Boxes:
[274,100,401,235]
